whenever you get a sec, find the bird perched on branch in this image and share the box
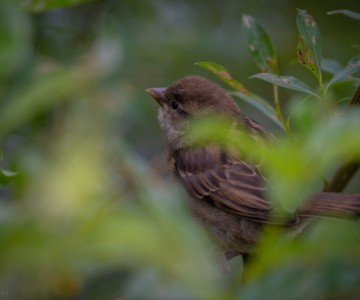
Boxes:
[147,75,360,273]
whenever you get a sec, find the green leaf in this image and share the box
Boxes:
[0,148,17,187]
[196,62,276,109]
[0,171,16,187]
[0,1,31,80]
[195,62,251,94]
[297,35,320,81]
[322,58,359,85]
[196,62,284,130]
[296,9,322,82]
[327,10,360,20]
[321,57,344,75]
[327,56,360,88]
[0,66,96,140]
[21,0,100,12]
[242,14,278,74]
[250,73,320,98]
[229,91,285,130]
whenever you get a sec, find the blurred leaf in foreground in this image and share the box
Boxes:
[0,98,221,300]
[0,64,98,141]
[0,0,31,81]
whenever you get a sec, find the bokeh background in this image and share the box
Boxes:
[1,0,360,299]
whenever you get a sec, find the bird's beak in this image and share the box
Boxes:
[146,87,169,111]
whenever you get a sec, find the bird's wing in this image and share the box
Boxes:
[174,146,298,224]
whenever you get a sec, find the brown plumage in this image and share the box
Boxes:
[147,75,360,272]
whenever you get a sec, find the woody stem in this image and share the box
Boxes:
[324,83,360,192]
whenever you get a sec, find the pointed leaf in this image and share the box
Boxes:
[327,10,360,20]
[196,62,284,129]
[327,56,360,87]
[242,14,278,74]
[229,91,285,130]
[250,73,320,98]
[296,9,322,82]
[196,62,276,110]
[321,57,344,75]
[195,62,250,94]
[297,35,320,81]
[322,57,359,85]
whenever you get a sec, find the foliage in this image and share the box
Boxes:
[0,149,17,187]
[241,14,278,74]
[327,9,360,20]
[249,73,320,98]
[195,62,285,129]
[20,0,100,12]
[0,1,360,300]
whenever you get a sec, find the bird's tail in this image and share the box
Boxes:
[299,192,360,219]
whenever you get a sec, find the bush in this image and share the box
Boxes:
[0,1,360,299]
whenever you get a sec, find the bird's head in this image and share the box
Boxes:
[147,75,241,149]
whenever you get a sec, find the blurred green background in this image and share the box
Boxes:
[0,0,360,299]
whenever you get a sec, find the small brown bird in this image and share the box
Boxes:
[147,75,360,272]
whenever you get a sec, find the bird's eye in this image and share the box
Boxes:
[171,101,179,110]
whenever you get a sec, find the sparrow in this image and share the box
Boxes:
[146,75,360,273]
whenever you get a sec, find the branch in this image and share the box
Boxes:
[346,83,360,107]
[324,83,360,192]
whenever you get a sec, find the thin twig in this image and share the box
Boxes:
[346,83,360,107]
